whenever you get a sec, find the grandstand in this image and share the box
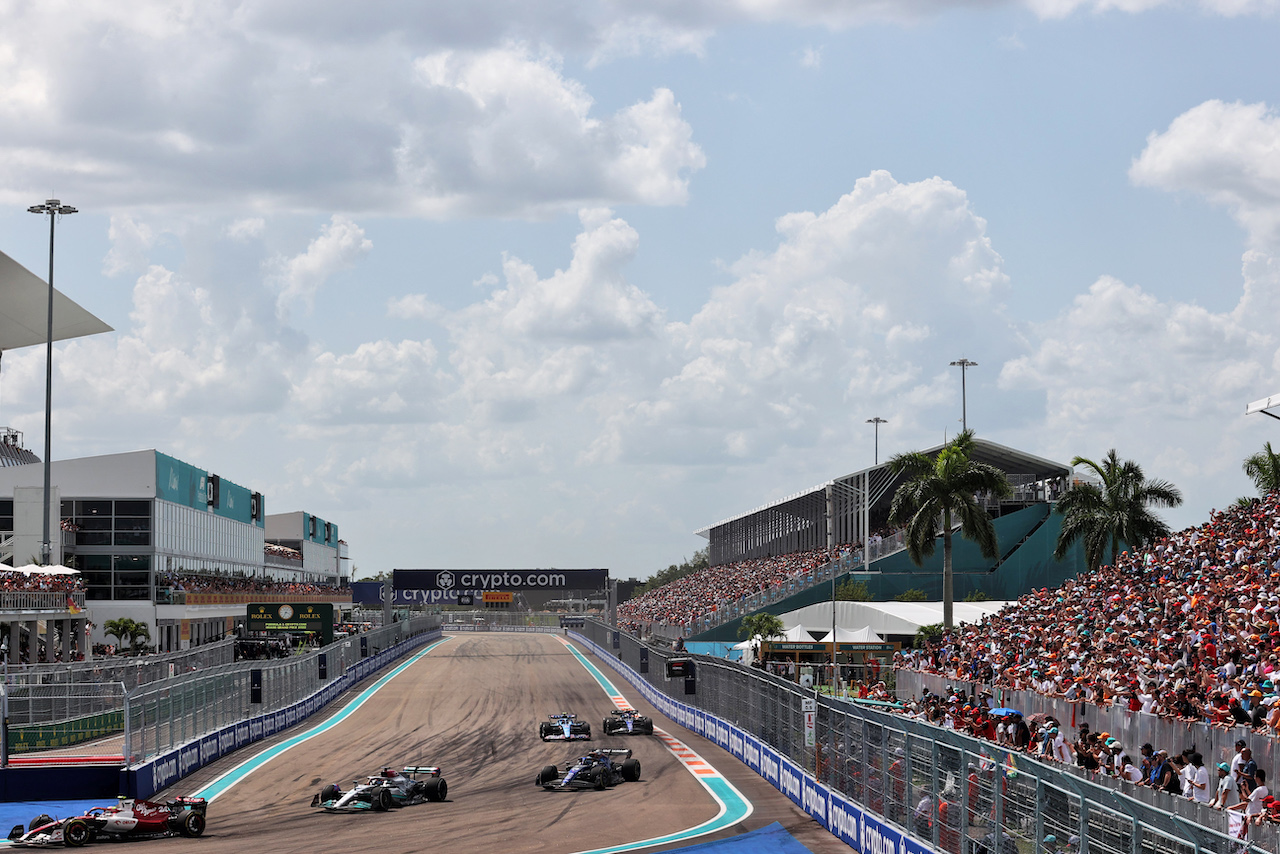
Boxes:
[624,438,1088,643]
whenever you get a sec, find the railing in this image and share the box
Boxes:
[640,534,912,643]
[0,590,86,612]
[159,589,352,606]
[4,639,236,692]
[579,619,1276,854]
[123,614,440,764]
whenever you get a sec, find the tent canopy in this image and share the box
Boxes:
[777,600,1011,639]
[6,563,80,575]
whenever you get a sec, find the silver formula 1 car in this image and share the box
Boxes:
[535,748,641,790]
[539,712,592,742]
[601,709,654,736]
[7,797,207,847]
[311,766,448,812]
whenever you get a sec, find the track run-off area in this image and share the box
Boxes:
[132,631,847,854]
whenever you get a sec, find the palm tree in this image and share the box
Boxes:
[103,617,137,653]
[1243,442,1280,495]
[129,622,152,655]
[887,429,1012,630]
[1053,449,1183,572]
[739,612,785,642]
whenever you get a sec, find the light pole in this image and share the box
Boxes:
[27,200,77,567]
[949,358,978,432]
[866,417,887,465]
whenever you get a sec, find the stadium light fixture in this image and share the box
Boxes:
[27,199,77,567]
[949,358,978,432]
[866,417,887,465]
[1246,393,1280,422]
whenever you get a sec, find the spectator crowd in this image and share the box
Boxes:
[896,492,1280,733]
[160,570,344,596]
[618,547,846,634]
[0,568,84,593]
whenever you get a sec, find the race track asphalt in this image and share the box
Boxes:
[152,632,850,854]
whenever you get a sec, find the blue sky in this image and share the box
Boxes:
[1,0,1279,579]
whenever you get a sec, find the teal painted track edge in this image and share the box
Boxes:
[559,639,753,854]
[192,635,455,803]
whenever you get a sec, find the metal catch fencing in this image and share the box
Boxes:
[579,620,1276,854]
[123,615,440,764]
[5,640,235,693]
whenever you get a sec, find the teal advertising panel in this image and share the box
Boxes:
[155,451,262,527]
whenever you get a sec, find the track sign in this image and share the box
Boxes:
[803,698,816,747]
[666,658,694,679]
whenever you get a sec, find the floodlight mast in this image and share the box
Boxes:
[1246,393,1280,422]
[27,199,77,567]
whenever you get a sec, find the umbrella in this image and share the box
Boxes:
[990,707,1021,717]
[1026,712,1053,726]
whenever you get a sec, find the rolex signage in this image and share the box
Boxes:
[246,602,334,645]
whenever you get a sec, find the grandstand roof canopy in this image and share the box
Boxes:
[0,249,112,351]
[694,437,1070,537]
[778,600,1013,639]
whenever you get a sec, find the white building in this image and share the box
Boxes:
[0,449,350,656]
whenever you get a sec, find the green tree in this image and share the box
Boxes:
[103,617,138,653]
[895,588,927,602]
[1053,449,1183,572]
[1243,442,1280,496]
[835,579,872,601]
[963,589,988,602]
[739,612,786,641]
[914,622,944,648]
[888,429,1012,630]
[129,621,152,654]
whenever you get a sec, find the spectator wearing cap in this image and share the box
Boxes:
[1211,763,1235,809]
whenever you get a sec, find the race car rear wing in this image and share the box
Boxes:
[596,748,632,758]
[403,766,442,777]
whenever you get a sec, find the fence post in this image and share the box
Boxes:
[122,685,132,765]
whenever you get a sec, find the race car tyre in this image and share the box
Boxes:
[319,784,340,804]
[537,765,558,787]
[621,758,642,782]
[63,819,90,848]
[28,815,53,832]
[180,812,206,838]
[373,788,393,811]
[594,771,608,791]
[643,722,654,735]
[538,723,552,741]
[422,778,448,802]
[602,719,612,734]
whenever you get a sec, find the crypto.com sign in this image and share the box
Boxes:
[393,568,608,591]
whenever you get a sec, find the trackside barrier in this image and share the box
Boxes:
[122,623,441,799]
[576,621,1274,854]
[569,630,932,854]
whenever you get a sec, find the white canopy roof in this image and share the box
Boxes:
[778,600,1011,638]
[6,563,80,575]
[0,249,112,351]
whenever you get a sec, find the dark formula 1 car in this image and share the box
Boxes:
[539,712,592,742]
[535,748,641,791]
[7,797,207,847]
[311,766,448,812]
[601,709,654,736]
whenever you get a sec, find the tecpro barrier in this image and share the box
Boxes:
[122,625,442,799]
[569,630,933,854]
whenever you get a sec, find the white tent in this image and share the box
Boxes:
[777,600,1011,638]
[7,563,80,575]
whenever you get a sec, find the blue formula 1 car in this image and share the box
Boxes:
[539,713,592,742]
[311,766,448,812]
[535,748,641,790]
[601,709,654,736]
